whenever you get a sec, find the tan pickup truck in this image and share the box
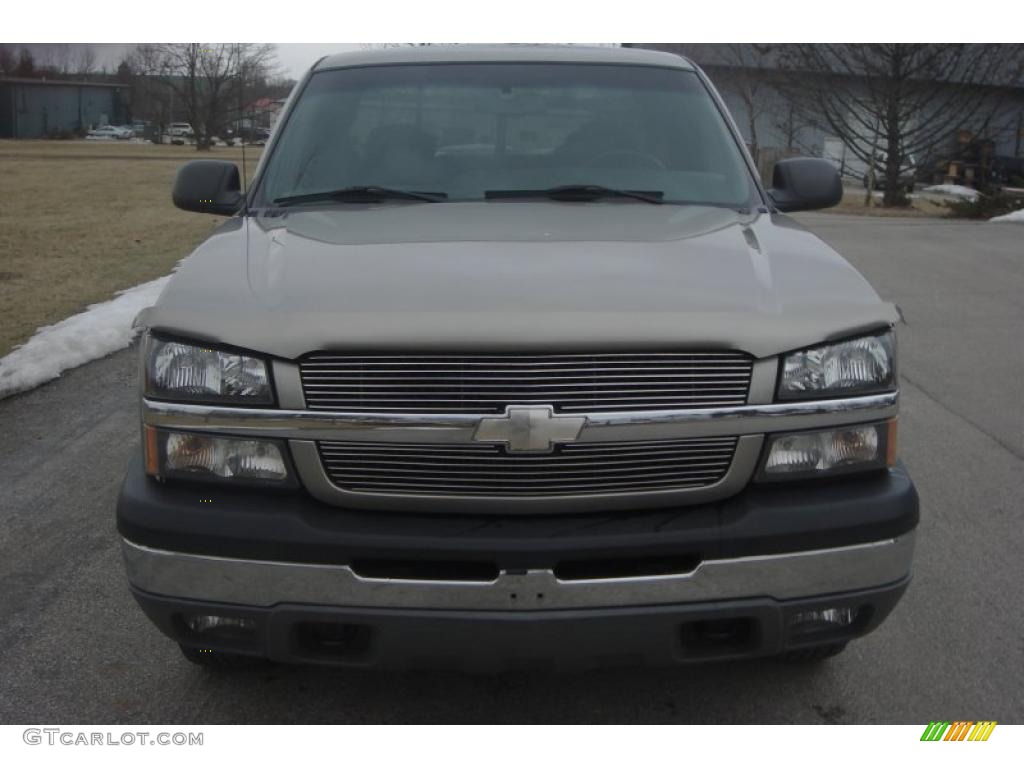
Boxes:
[119,45,917,671]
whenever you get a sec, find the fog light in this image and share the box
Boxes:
[184,614,256,635]
[759,423,888,481]
[146,427,292,485]
[166,432,287,479]
[789,606,859,635]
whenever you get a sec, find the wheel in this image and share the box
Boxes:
[179,644,266,669]
[778,641,848,663]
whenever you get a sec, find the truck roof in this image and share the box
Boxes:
[314,45,694,72]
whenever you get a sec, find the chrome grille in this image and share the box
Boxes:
[317,437,738,496]
[299,352,753,413]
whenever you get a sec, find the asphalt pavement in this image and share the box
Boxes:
[1,213,1022,723]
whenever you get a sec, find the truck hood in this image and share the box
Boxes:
[141,202,898,360]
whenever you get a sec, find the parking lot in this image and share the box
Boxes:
[0,213,1021,724]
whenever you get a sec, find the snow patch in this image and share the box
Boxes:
[0,275,170,398]
[921,184,980,201]
[990,208,1024,223]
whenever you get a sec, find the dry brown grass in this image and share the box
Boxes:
[0,140,261,357]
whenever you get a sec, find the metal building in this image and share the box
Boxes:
[0,77,130,138]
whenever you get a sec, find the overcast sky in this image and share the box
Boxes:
[274,44,362,78]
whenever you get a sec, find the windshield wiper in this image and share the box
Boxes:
[273,186,447,206]
[485,184,664,205]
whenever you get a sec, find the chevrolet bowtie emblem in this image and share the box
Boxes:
[474,405,586,453]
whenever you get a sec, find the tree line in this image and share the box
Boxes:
[0,44,101,80]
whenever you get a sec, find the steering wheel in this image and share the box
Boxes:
[585,150,667,170]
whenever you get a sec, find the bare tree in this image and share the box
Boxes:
[131,43,277,150]
[74,46,97,78]
[776,44,1024,206]
[772,101,815,155]
[35,44,72,76]
[0,45,16,76]
[712,44,775,165]
[14,48,35,78]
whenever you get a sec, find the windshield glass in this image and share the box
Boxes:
[255,63,758,208]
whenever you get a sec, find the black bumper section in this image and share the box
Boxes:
[133,578,909,672]
[117,455,918,569]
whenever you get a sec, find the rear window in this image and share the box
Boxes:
[255,63,757,208]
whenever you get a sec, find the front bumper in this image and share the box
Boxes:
[123,534,914,611]
[130,578,910,671]
[118,457,918,669]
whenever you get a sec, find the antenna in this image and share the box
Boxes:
[238,51,249,216]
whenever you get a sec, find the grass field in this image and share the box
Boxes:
[0,140,261,358]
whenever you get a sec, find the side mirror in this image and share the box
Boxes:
[768,157,843,212]
[172,160,243,215]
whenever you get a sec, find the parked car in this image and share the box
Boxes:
[87,124,132,140]
[236,125,271,144]
[166,122,195,145]
[120,46,917,671]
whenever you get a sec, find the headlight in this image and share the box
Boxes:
[144,336,273,405]
[778,331,895,399]
[144,427,293,485]
[757,421,896,482]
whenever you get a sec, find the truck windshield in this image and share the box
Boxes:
[255,63,758,209]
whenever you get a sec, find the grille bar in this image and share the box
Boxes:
[318,437,738,496]
[300,352,754,413]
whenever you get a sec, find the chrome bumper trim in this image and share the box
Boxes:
[141,391,898,444]
[122,532,915,611]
